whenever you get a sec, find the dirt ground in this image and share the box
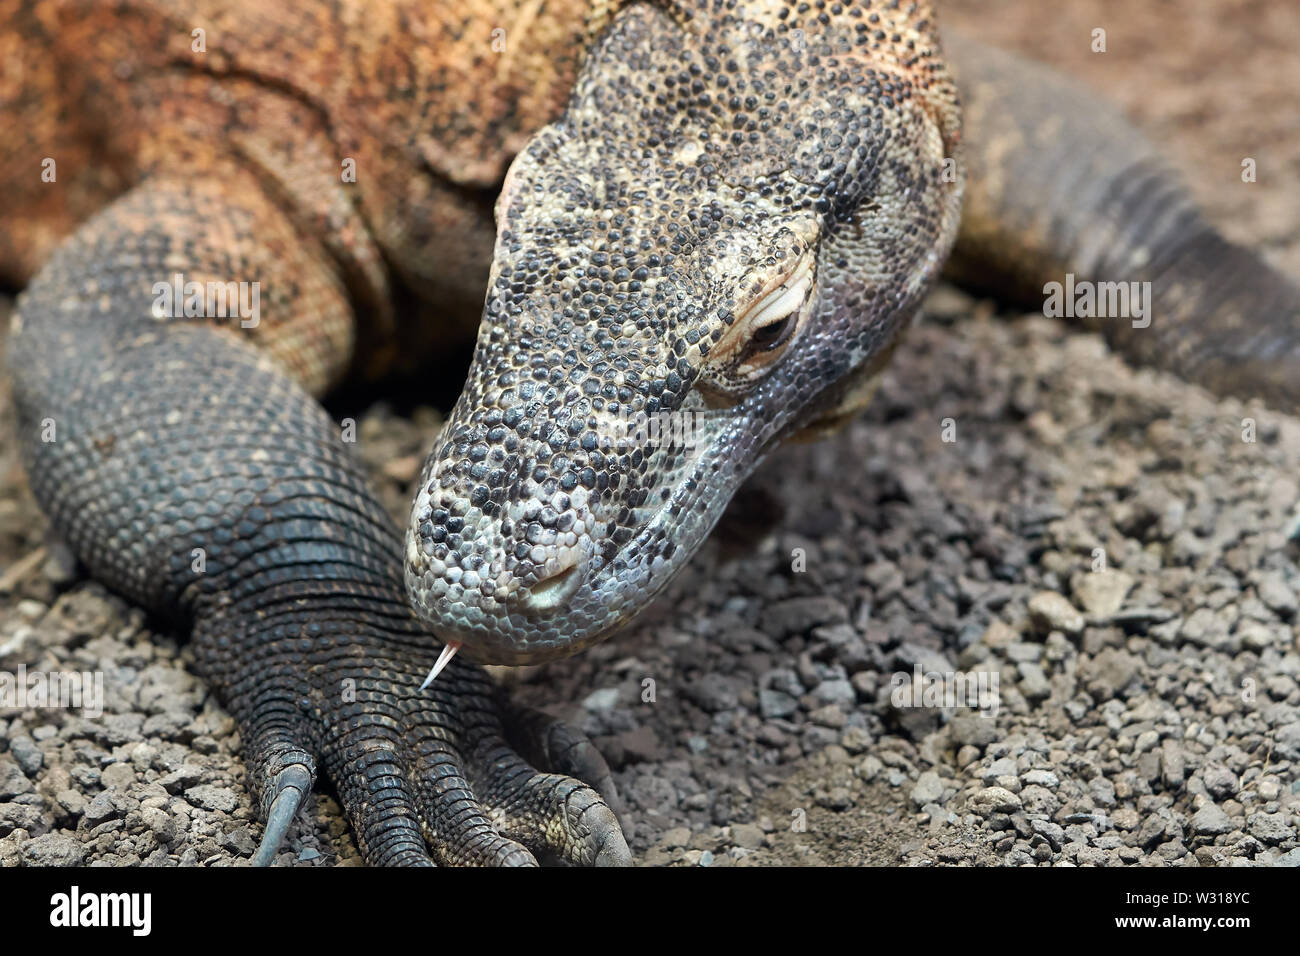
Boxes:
[2,0,1298,867]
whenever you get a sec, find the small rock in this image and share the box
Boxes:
[1021,770,1059,789]
[813,679,857,707]
[1247,812,1292,845]
[911,771,945,807]
[1017,662,1051,701]
[142,807,176,844]
[1201,766,1238,800]
[1028,592,1085,637]
[1190,803,1233,836]
[972,786,1022,815]
[660,827,691,849]
[221,827,257,856]
[159,766,205,794]
[759,689,798,720]
[1079,647,1140,697]
[184,785,240,813]
[809,705,846,729]
[1273,722,1300,761]
[1256,572,1297,617]
[100,762,137,791]
[9,738,43,777]
[0,760,33,798]
[1073,570,1135,620]
[1180,608,1230,649]
[762,597,849,637]
[949,715,997,748]
[20,832,86,866]
[83,792,118,824]
[616,726,664,763]
[731,824,765,850]
[839,726,872,754]
[581,688,620,713]
[857,756,884,783]
[981,619,1018,649]
[683,675,742,713]
[816,786,854,811]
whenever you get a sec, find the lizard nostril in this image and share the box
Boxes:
[518,556,586,613]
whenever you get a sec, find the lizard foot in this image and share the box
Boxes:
[225,623,630,867]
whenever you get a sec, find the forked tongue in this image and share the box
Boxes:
[419,641,462,690]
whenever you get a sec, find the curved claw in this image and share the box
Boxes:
[591,805,633,867]
[251,763,313,867]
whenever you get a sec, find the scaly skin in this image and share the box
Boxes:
[3,0,1297,864]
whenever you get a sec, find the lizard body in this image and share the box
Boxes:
[2,0,1297,864]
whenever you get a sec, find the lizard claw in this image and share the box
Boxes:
[251,764,312,866]
[230,692,319,867]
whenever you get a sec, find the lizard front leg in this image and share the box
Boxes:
[7,167,628,866]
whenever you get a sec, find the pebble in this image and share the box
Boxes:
[1073,570,1136,619]
[762,597,849,637]
[731,824,765,850]
[1255,573,1297,617]
[911,772,945,807]
[581,688,620,713]
[1190,803,1233,836]
[184,785,240,813]
[9,737,43,777]
[972,787,1022,814]
[759,689,798,719]
[1028,592,1085,637]
[20,833,86,866]
[0,759,33,798]
[1247,812,1292,845]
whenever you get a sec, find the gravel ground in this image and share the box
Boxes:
[2,0,1298,867]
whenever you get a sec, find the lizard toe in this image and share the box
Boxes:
[500,701,623,813]
[404,731,541,866]
[320,708,435,866]
[471,743,632,867]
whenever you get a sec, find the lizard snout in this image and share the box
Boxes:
[403,457,620,663]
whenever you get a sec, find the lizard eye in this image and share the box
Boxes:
[733,265,813,373]
[745,301,800,355]
[695,241,817,404]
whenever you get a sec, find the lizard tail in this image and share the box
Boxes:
[941,29,1300,413]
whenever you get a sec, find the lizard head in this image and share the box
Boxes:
[405,1,963,664]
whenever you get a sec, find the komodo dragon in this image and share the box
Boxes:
[2,0,1297,866]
